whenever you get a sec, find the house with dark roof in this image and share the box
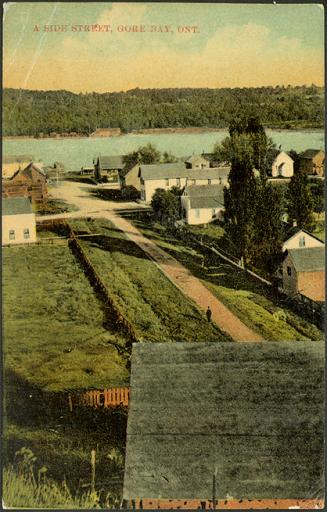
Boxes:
[2,162,48,203]
[282,246,325,301]
[2,155,34,179]
[299,149,325,177]
[94,155,124,181]
[2,197,36,245]
[266,149,294,178]
[282,224,324,252]
[123,342,324,509]
[181,184,225,225]
[139,163,230,202]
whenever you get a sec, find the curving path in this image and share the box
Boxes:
[44,181,263,342]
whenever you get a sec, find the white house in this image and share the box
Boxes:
[139,163,230,203]
[282,224,324,253]
[268,150,294,178]
[2,197,36,245]
[181,184,225,225]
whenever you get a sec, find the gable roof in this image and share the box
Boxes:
[287,247,325,272]
[299,149,324,160]
[11,162,46,180]
[2,197,33,215]
[282,224,324,245]
[97,155,124,170]
[185,154,210,165]
[123,342,324,501]
[139,164,229,181]
[2,155,34,164]
[185,184,225,209]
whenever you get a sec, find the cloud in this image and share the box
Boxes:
[3,12,324,91]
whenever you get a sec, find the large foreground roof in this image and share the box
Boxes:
[123,341,324,501]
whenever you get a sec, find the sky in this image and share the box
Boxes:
[3,2,325,92]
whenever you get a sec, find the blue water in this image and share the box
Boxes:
[3,129,324,172]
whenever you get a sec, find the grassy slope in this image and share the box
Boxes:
[69,217,228,343]
[129,217,323,341]
[3,244,129,391]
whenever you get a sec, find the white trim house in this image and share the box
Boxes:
[181,184,225,225]
[2,197,36,245]
[139,163,230,203]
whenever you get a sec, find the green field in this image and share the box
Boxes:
[127,215,323,341]
[3,244,129,391]
[68,217,229,344]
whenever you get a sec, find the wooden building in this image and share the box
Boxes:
[94,155,124,181]
[281,246,325,302]
[299,149,325,177]
[2,163,48,203]
[2,154,34,179]
[123,342,324,509]
[2,197,36,245]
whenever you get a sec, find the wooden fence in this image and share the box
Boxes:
[67,226,139,346]
[72,387,130,409]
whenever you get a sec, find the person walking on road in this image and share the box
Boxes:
[206,306,212,323]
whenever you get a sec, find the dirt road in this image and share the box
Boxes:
[45,181,263,342]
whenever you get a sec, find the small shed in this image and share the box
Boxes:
[94,155,124,180]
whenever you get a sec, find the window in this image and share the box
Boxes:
[208,179,211,185]
[195,209,200,218]
[24,228,30,239]
[192,179,196,185]
[287,266,292,276]
[9,229,15,240]
[176,177,180,186]
[299,236,305,247]
[165,178,169,186]
[212,209,216,217]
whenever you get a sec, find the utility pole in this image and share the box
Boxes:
[212,466,218,510]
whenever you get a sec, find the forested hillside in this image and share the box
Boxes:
[3,85,324,136]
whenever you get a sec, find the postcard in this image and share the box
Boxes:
[2,2,325,510]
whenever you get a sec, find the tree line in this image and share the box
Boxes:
[3,85,324,136]
[149,116,324,278]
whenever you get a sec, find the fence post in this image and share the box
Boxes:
[68,394,73,412]
[91,449,96,493]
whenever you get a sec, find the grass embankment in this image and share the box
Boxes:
[127,215,323,341]
[68,217,228,343]
[36,197,79,216]
[3,244,129,391]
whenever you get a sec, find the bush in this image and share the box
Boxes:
[121,185,140,201]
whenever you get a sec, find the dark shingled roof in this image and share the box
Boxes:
[98,155,124,170]
[299,149,324,160]
[139,164,229,181]
[123,342,324,501]
[2,197,33,215]
[185,184,225,209]
[287,247,325,272]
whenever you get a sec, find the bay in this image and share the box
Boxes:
[3,129,325,172]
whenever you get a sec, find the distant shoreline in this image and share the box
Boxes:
[3,126,324,141]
